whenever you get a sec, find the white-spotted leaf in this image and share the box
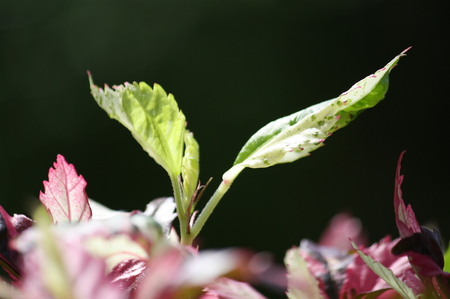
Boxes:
[39,155,92,223]
[223,49,409,182]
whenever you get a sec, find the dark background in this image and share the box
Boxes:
[1,0,449,295]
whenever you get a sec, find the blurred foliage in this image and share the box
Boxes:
[1,0,449,276]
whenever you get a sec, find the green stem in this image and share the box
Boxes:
[183,165,245,245]
[188,165,245,243]
[170,174,188,245]
[188,179,231,242]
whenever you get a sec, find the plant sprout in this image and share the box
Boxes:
[2,48,449,299]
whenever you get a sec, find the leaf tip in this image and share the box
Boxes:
[401,47,412,56]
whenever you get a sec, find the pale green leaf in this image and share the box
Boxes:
[182,131,200,204]
[351,241,417,299]
[33,206,75,299]
[284,247,323,299]
[443,242,450,273]
[223,49,408,182]
[89,75,186,176]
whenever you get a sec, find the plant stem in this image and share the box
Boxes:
[188,179,231,241]
[186,165,245,244]
[170,174,188,245]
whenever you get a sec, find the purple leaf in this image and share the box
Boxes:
[297,239,354,298]
[39,155,92,223]
[0,206,33,283]
[108,259,147,298]
[392,227,445,277]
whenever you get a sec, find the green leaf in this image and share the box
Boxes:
[354,289,391,299]
[89,75,186,176]
[182,131,200,204]
[351,241,417,299]
[443,242,450,273]
[223,49,409,182]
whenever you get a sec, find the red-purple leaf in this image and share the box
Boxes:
[0,206,33,283]
[39,155,92,223]
[343,236,423,297]
[394,151,421,239]
[108,259,147,298]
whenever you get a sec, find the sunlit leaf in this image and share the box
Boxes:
[223,49,409,182]
[89,75,186,176]
[351,241,417,299]
[443,243,450,273]
[39,155,91,223]
[143,197,177,237]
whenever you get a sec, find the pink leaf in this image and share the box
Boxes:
[204,277,267,299]
[342,236,423,297]
[39,155,92,223]
[318,212,367,251]
[394,151,421,238]
[20,239,123,299]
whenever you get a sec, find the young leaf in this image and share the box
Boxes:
[181,131,200,204]
[351,241,417,299]
[89,74,186,176]
[39,155,92,224]
[223,49,409,182]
